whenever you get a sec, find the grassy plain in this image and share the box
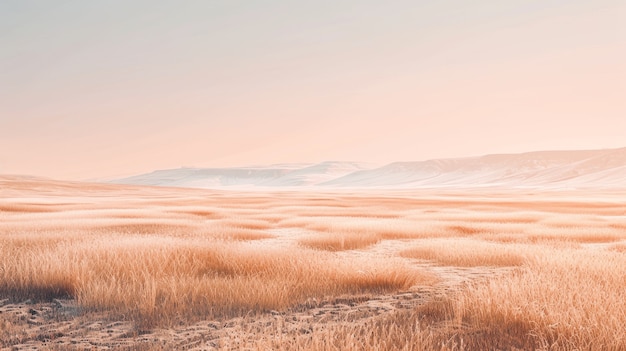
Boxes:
[1,176,625,350]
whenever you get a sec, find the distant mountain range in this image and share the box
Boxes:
[111,147,626,189]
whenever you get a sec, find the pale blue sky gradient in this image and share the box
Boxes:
[1,1,625,179]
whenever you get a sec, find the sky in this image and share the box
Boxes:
[1,0,625,180]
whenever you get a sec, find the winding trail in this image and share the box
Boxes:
[3,231,513,351]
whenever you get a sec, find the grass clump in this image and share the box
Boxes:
[401,238,526,267]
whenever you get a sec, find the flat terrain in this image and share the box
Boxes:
[1,176,625,350]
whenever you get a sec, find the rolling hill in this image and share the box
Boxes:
[112,148,626,189]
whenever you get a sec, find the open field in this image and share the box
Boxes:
[1,176,626,350]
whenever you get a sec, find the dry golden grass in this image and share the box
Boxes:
[166,206,226,219]
[278,205,401,219]
[280,216,461,242]
[226,246,626,351]
[289,216,475,252]
[212,218,273,230]
[400,238,526,267]
[0,218,274,242]
[450,248,626,350]
[527,226,624,243]
[0,233,430,328]
[610,242,626,252]
[218,309,441,351]
[2,178,626,350]
[209,228,275,241]
[298,231,381,251]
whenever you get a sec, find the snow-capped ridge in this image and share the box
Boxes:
[112,148,626,189]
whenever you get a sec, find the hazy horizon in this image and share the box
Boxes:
[4,145,626,182]
[2,0,625,180]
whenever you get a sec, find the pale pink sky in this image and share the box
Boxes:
[1,1,625,180]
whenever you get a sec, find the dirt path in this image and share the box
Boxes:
[2,234,512,350]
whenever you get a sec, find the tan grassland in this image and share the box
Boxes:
[1,176,625,350]
[400,238,526,267]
